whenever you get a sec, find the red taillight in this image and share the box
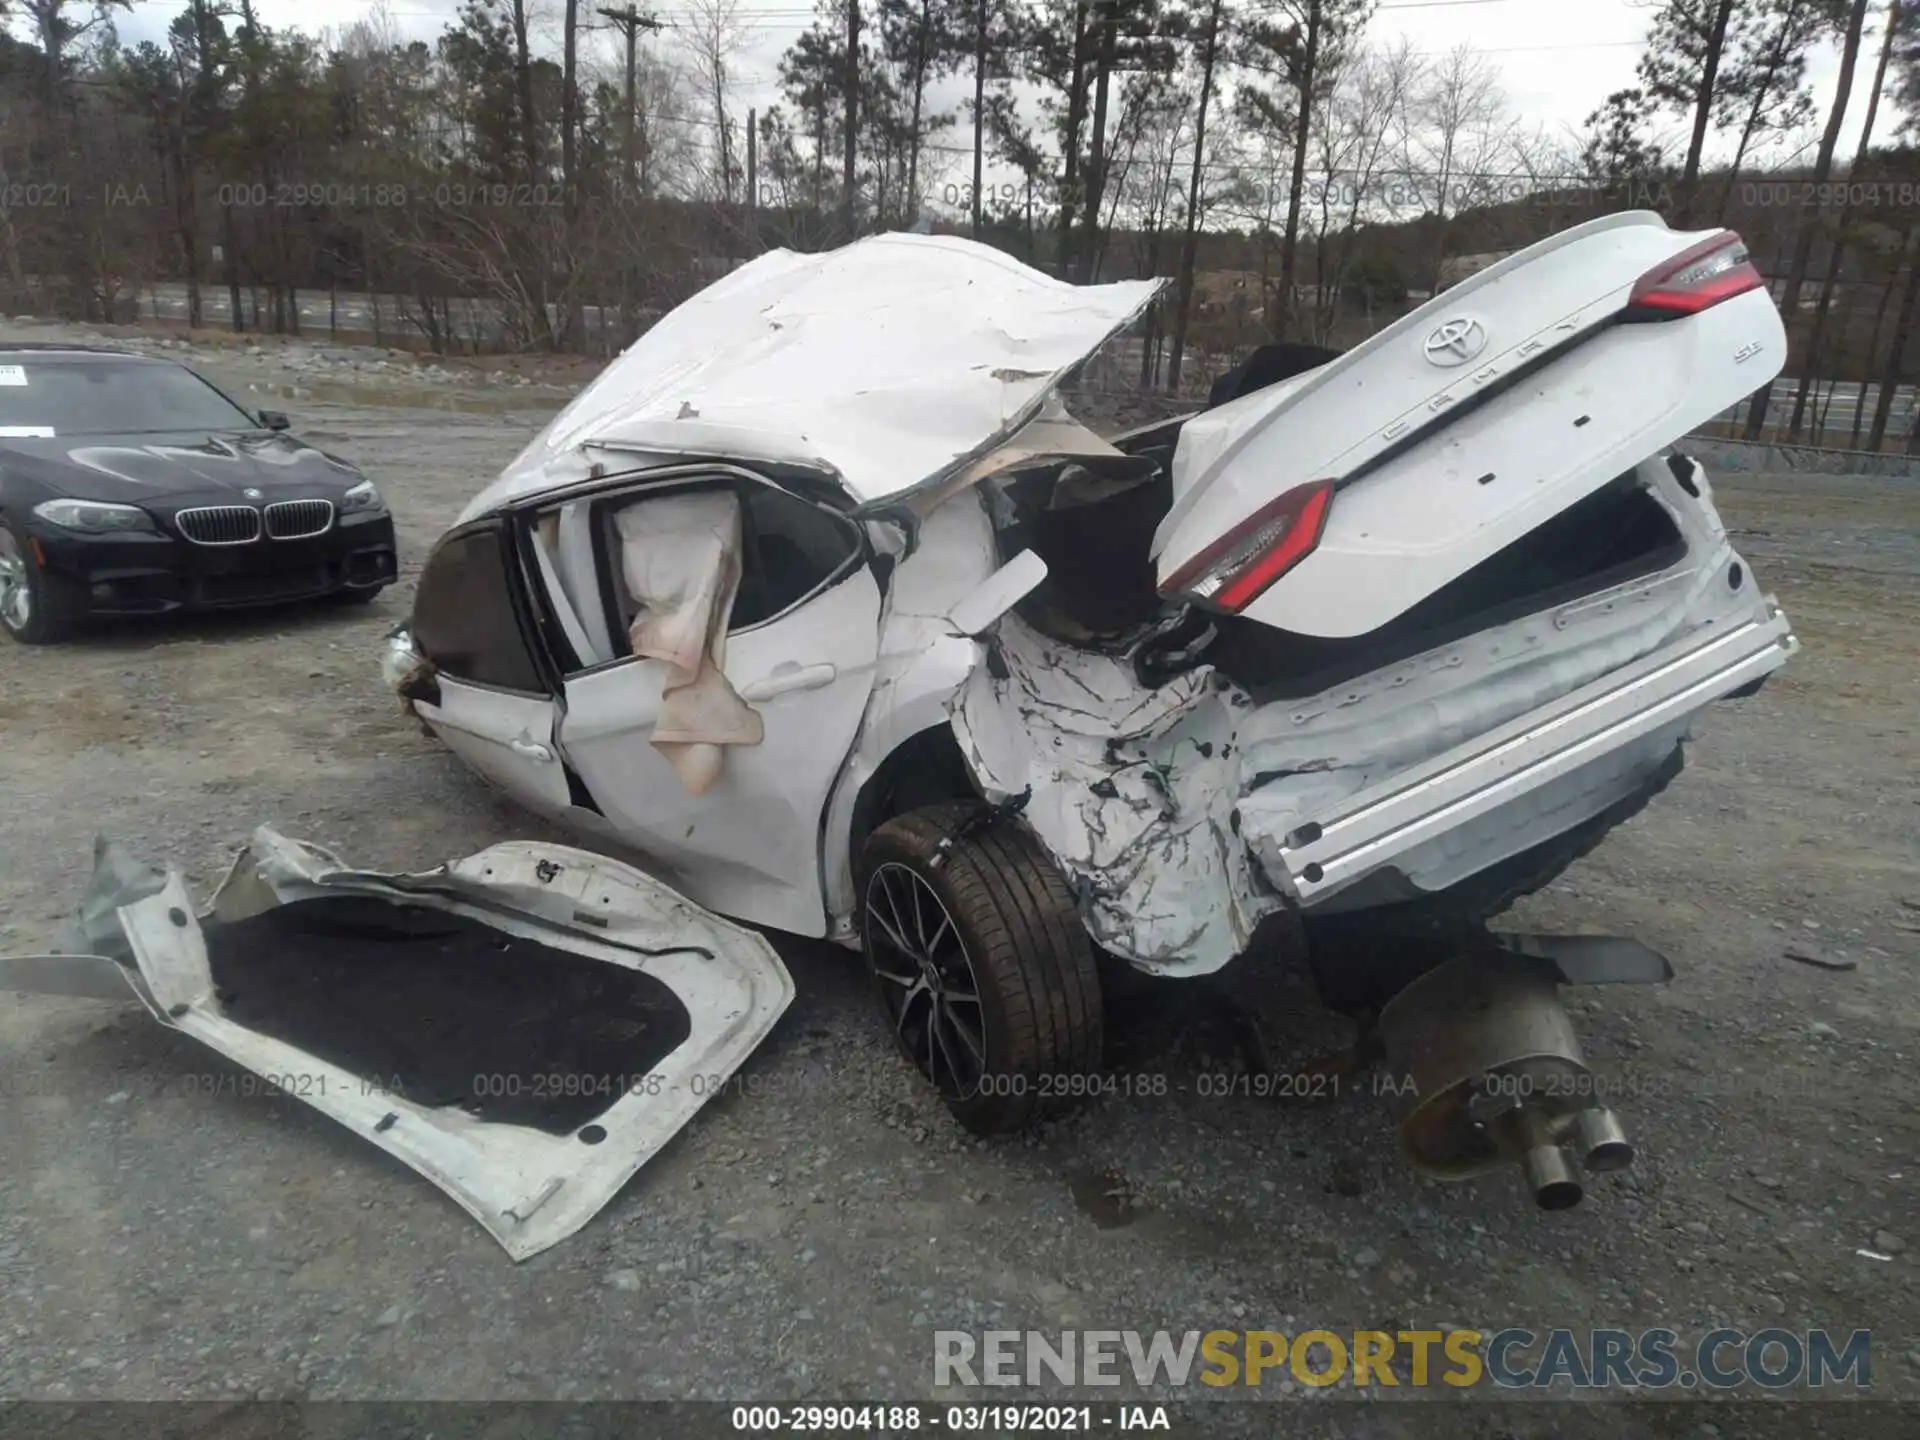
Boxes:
[1159,480,1334,614]
[1623,231,1764,321]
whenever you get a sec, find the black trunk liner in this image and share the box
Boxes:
[204,896,694,1135]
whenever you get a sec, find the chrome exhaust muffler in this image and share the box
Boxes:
[1375,942,1651,1210]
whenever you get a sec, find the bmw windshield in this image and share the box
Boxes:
[0,357,261,437]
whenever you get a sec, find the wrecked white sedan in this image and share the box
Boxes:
[385,217,1797,1203]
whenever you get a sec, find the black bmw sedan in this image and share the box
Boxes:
[0,344,398,643]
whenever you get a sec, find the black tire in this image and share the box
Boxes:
[0,521,84,645]
[857,802,1103,1135]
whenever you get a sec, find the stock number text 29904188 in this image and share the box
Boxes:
[214,181,571,210]
[730,1404,1155,1432]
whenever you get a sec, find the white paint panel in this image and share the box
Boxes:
[86,830,794,1262]
[1155,212,1789,639]
[460,234,1161,519]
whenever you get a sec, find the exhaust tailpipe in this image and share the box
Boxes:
[1375,946,1637,1210]
[1575,1105,1634,1172]
[1512,1105,1582,1210]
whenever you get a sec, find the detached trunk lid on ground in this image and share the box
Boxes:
[1155,213,1787,637]
[0,829,793,1261]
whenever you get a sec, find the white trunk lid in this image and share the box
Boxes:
[1155,212,1788,638]
[1,829,793,1261]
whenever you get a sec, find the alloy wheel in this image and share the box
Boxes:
[0,531,31,633]
[864,861,989,1101]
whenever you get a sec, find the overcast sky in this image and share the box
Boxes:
[93,0,1899,181]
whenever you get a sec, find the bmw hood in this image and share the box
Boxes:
[459,233,1164,521]
[0,430,364,504]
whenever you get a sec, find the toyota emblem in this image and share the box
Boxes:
[1423,317,1488,367]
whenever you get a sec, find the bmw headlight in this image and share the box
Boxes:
[32,498,156,534]
[340,479,385,515]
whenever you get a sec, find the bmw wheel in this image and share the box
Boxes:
[0,522,82,645]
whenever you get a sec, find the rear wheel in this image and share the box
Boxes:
[0,523,83,645]
[858,803,1103,1135]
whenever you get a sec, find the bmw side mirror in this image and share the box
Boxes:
[259,410,290,431]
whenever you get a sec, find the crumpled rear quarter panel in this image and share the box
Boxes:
[950,458,1780,976]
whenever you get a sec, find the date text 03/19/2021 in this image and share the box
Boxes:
[730,1406,1171,1433]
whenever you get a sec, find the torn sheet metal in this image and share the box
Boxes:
[905,393,1157,519]
[946,463,1790,963]
[6,827,793,1261]
[462,234,1163,521]
[1230,460,1788,908]
[948,614,1281,978]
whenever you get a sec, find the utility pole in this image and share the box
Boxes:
[600,5,662,349]
[599,6,664,197]
[843,0,861,239]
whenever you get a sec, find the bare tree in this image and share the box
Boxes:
[1743,0,1872,439]
[0,71,43,308]
[1402,41,1504,296]
[1111,80,1189,385]
[1085,65,1176,282]
[1237,0,1374,338]
[1167,0,1231,389]
[1301,37,1417,342]
[1501,121,1587,242]
[1787,0,1905,436]
[679,0,750,203]
[844,0,860,234]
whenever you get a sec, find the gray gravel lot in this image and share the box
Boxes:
[1,321,1916,1436]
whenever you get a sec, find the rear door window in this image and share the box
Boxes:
[522,477,867,675]
[412,523,547,692]
[729,482,865,629]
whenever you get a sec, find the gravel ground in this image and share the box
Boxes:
[1,320,1916,1436]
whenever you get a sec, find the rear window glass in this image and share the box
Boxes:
[412,526,546,692]
[732,483,863,628]
[0,358,259,435]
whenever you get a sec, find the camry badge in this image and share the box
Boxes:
[1423,317,1488,367]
